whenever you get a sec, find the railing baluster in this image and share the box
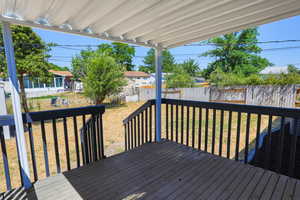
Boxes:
[181,104,184,144]
[141,111,144,145]
[145,108,148,143]
[138,114,141,146]
[289,118,299,177]
[186,106,190,146]
[176,104,179,143]
[92,115,98,161]
[227,111,232,159]
[264,115,273,169]
[52,119,61,173]
[254,114,261,166]
[212,109,216,154]
[219,110,224,157]
[41,120,50,177]
[27,122,38,181]
[205,108,209,152]
[198,107,202,150]
[73,116,80,167]
[131,119,134,149]
[63,117,71,170]
[244,113,251,164]
[127,122,131,150]
[99,115,104,159]
[134,117,137,147]
[87,121,92,161]
[81,115,87,164]
[277,116,285,172]
[166,103,169,140]
[150,105,153,142]
[192,106,196,148]
[171,104,174,141]
[124,124,128,151]
[154,104,157,142]
[95,115,100,160]
[235,112,241,161]
[0,126,11,190]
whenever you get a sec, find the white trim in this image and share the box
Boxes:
[2,22,31,189]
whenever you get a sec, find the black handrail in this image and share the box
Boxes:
[123,99,155,124]
[0,105,105,192]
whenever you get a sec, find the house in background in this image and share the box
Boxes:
[124,71,152,88]
[2,70,73,98]
[260,66,289,75]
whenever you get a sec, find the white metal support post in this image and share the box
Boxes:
[2,22,31,188]
[155,48,162,142]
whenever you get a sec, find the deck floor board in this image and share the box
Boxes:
[1,141,299,200]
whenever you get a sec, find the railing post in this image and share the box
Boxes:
[155,48,162,142]
[2,22,31,188]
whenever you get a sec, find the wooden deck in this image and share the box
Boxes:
[2,140,300,200]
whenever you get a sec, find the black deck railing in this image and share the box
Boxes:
[0,105,105,191]
[123,98,300,179]
[123,99,156,150]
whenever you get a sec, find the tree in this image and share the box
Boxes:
[83,54,127,104]
[71,48,94,80]
[49,63,69,71]
[97,42,135,70]
[287,64,299,74]
[72,42,135,80]
[201,28,271,79]
[139,48,176,73]
[0,25,52,112]
[165,67,194,88]
[178,58,200,76]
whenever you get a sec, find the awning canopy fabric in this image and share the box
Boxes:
[1,0,300,49]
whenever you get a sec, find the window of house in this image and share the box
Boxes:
[55,77,63,87]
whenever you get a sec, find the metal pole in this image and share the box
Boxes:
[155,48,162,142]
[2,22,31,188]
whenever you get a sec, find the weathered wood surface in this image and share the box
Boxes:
[1,141,299,200]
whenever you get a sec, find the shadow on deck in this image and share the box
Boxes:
[2,141,300,200]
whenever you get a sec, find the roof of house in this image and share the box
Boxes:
[49,70,73,77]
[259,66,289,74]
[124,71,150,78]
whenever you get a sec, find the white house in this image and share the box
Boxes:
[2,70,73,97]
[124,71,152,87]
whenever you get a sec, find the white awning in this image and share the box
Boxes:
[1,0,300,48]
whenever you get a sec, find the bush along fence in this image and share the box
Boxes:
[136,85,300,108]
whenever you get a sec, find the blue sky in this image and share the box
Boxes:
[34,15,300,70]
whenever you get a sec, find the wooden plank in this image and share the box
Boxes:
[226,165,258,200]
[260,173,280,200]
[182,158,240,200]
[270,175,289,200]
[217,164,252,200]
[238,167,265,199]
[280,178,296,200]
[248,170,273,199]
[144,155,220,200]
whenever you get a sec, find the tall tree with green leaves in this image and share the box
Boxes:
[165,66,194,88]
[139,48,176,73]
[83,54,127,104]
[201,28,271,79]
[72,42,135,79]
[71,48,95,80]
[0,25,52,112]
[178,58,200,77]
